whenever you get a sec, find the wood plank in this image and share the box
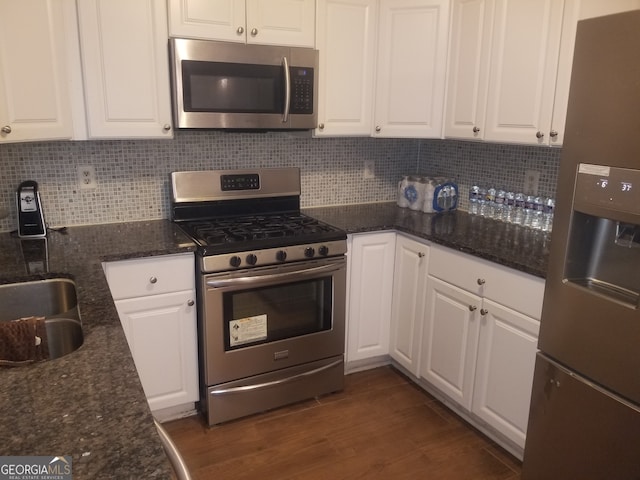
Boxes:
[163,366,522,480]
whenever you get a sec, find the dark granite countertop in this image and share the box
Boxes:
[304,202,550,278]
[0,220,196,479]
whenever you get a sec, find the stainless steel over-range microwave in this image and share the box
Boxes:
[169,38,318,130]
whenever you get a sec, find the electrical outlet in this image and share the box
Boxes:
[524,170,540,195]
[363,160,375,179]
[77,165,97,190]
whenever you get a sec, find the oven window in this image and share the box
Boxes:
[223,277,332,350]
[182,60,284,114]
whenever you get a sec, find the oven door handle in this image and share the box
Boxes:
[209,358,343,396]
[206,262,343,289]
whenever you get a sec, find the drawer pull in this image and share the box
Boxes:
[149,276,158,284]
[477,278,485,285]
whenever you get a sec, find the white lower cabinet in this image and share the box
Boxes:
[421,244,544,455]
[389,234,429,376]
[471,298,539,449]
[103,253,198,416]
[346,232,396,368]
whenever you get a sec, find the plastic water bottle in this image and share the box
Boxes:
[468,185,480,215]
[542,197,555,232]
[514,193,526,225]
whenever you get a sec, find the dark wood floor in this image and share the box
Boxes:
[164,366,522,480]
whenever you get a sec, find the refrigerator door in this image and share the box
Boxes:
[523,354,640,480]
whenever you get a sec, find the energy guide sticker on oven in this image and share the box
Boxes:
[230,314,268,347]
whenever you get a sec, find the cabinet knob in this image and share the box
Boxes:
[318,123,324,130]
[149,276,158,284]
[237,26,244,35]
[468,305,477,312]
[472,126,480,133]
[418,252,425,258]
[187,299,195,307]
[480,308,489,316]
[536,131,545,139]
[251,28,258,36]
[375,126,381,132]
[163,124,171,131]
[477,278,485,285]
[1,125,11,134]
[549,130,558,138]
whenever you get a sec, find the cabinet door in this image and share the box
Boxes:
[374,0,450,138]
[168,0,246,42]
[444,0,495,140]
[390,235,429,376]
[246,0,315,47]
[483,0,564,145]
[551,0,640,146]
[421,276,481,410]
[346,232,396,363]
[77,0,173,138]
[0,0,74,143]
[115,290,198,412]
[315,0,377,136]
[472,299,539,449]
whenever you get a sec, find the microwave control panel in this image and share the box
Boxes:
[289,67,314,114]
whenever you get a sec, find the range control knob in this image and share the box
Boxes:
[246,253,257,265]
[276,250,287,262]
[230,256,241,268]
[304,247,315,258]
[318,245,329,256]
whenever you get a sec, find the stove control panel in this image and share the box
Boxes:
[203,240,347,273]
[220,173,260,191]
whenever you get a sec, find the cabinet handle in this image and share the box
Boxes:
[237,26,244,35]
[318,123,324,130]
[480,308,489,316]
[536,131,544,139]
[149,276,158,284]
[468,305,477,312]
[477,278,485,285]
[375,126,381,132]
[187,299,195,307]
[472,126,480,133]
[550,130,558,138]
[1,125,11,134]
[251,28,258,36]
[163,124,171,131]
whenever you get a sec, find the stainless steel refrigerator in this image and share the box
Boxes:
[522,11,640,479]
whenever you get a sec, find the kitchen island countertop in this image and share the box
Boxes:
[0,220,195,479]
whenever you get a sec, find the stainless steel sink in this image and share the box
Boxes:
[0,278,83,360]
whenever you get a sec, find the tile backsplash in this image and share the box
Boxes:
[0,131,561,233]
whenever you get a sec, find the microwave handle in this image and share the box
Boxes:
[282,56,290,123]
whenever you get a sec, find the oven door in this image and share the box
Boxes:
[200,256,346,386]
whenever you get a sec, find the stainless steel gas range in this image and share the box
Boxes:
[171,168,346,425]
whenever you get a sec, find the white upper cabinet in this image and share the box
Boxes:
[315,0,377,136]
[77,0,174,139]
[168,0,316,47]
[551,0,640,145]
[374,0,450,138]
[0,0,77,143]
[444,0,494,140]
[483,0,564,145]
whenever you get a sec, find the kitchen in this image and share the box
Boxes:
[1,1,639,479]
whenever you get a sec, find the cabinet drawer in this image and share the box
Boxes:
[104,253,194,300]
[429,245,545,319]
